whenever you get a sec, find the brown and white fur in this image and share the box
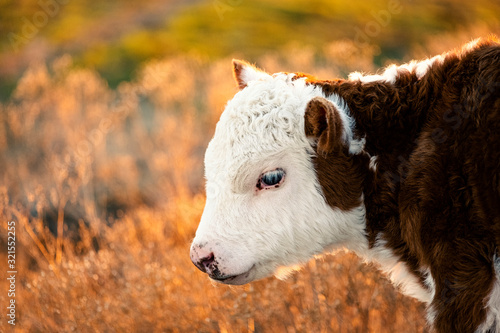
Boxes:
[190,37,500,332]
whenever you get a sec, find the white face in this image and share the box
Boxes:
[190,62,365,285]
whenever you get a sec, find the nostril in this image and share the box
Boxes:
[190,245,217,274]
[199,252,215,271]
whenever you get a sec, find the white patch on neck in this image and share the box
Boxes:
[352,235,433,304]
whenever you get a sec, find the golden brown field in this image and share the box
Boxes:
[0,31,495,332]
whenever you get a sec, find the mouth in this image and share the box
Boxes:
[209,265,256,285]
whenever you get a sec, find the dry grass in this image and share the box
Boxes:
[2,32,494,332]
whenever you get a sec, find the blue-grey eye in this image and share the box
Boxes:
[258,168,285,189]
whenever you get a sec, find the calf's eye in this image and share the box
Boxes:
[258,168,285,189]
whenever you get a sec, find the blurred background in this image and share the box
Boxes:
[0,0,498,331]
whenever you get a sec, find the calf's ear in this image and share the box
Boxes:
[232,59,271,90]
[304,96,345,154]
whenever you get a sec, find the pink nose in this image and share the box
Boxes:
[190,244,216,274]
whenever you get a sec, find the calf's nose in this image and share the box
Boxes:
[190,244,216,273]
[198,253,215,272]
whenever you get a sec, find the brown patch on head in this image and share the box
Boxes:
[313,151,367,211]
[304,96,367,211]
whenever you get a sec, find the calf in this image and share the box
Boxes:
[190,37,500,332]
